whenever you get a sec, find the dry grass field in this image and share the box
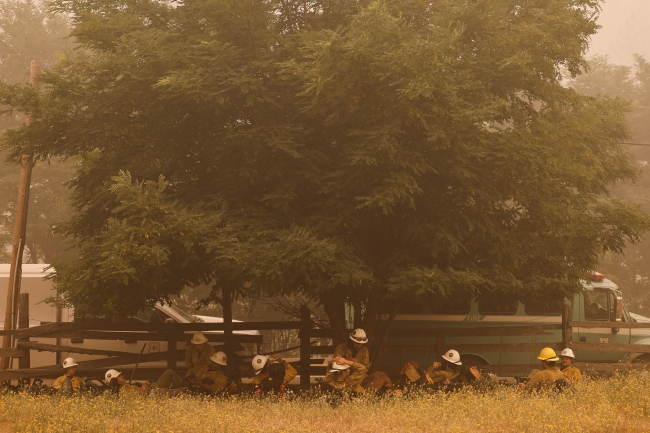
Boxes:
[1,373,650,432]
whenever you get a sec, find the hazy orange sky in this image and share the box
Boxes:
[588,0,650,65]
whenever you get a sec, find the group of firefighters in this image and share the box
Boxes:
[49,328,583,397]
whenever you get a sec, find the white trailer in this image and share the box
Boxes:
[0,263,72,369]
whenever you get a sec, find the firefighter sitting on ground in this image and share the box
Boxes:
[333,328,370,369]
[251,355,297,387]
[560,348,582,384]
[424,349,463,387]
[184,331,216,385]
[53,357,82,395]
[519,347,565,390]
[398,358,484,393]
[324,356,367,394]
[197,351,229,395]
[399,361,424,386]
[221,353,247,395]
[105,369,149,396]
[141,368,190,396]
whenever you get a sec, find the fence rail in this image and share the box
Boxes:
[0,320,304,337]
[3,302,650,384]
[387,324,562,338]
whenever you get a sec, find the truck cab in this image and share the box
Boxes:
[574,274,629,363]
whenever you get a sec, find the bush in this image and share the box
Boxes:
[2,373,650,432]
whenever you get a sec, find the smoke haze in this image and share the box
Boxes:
[589,0,650,64]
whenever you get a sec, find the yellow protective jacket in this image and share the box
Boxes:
[424,365,460,384]
[527,366,564,389]
[251,362,297,385]
[561,366,582,383]
[52,375,82,391]
[198,369,229,394]
[325,362,367,393]
[184,344,216,379]
[333,342,370,369]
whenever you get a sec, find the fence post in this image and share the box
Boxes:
[436,335,446,362]
[167,333,177,370]
[18,293,29,370]
[222,287,234,371]
[55,292,62,366]
[300,305,311,389]
[562,303,573,348]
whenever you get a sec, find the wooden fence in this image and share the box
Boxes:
[2,303,650,385]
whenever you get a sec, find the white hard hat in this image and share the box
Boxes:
[349,328,368,344]
[62,357,78,369]
[560,348,576,359]
[252,355,268,374]
[442,349,462,365]
[329,362,351,373]
[190,331,209,345]
[210,351,227,366]
[105,369,122,383]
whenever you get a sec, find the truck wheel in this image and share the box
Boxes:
[632,354,650,364]
[460,354,488,367]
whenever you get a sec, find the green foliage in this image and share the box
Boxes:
[0,0,73,264]
[0,0,648,330]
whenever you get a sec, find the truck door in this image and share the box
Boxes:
[578,289,630,362]
[61,316,125,365]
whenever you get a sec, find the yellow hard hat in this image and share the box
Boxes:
[537,347,559,362]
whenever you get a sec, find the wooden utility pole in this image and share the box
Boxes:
[1,60,40,371]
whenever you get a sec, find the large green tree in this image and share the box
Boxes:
[2,0,648,360]
[0,0,73,264]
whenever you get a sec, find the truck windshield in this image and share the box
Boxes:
[131,307,172,324]
[584,291,611,321]
[167,304,196,323]
[131,304,196,323]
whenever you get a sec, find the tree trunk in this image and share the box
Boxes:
[322,295,348,347]
[361,296,379,339]
[367,300,401,373]
[27,243,38,264]
[353,298,362,328]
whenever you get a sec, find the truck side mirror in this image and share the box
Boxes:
[611,294,624,334]
[614,295,623,322]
